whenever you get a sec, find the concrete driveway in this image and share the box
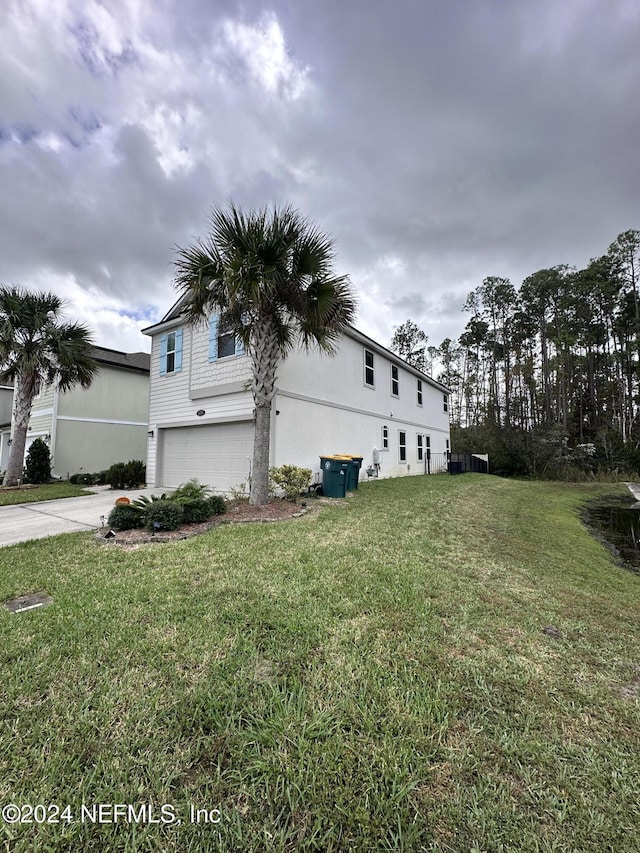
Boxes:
[0,486,164,548]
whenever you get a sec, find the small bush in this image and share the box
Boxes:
[228,482,249,502]
[108,504,144,530]
[145,501,184,531]
[70,472,100,486]
[181,499,213,523]
[130,493,170,512]
[208,495,227,516]
[269,464,312,502]
[24,438,51,484]
[171,479,212,502]
[106,460,146,490]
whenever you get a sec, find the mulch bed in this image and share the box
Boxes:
[95,499,314,546]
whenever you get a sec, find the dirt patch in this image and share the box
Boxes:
[4,592,53,613]
[95,499,315,546]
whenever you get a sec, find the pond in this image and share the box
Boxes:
[582,493,640,574]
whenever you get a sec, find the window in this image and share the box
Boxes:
[218,321,236,358]
[364,349,375,386]
[417,434,424,462]
[160,329,183,375]
[382,425,389,450]
[417,379,423,406]
[209,314,245,361]
[446,438,450,452]
[443,394,449,413]
[426,435,431,458]
[391,365,399,397]
[399,430,407,462]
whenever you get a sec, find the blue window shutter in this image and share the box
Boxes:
[159,334,167,375]
[208,315,219,362]
[174,329,183,372]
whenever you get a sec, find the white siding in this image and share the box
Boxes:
[146,322,253,486]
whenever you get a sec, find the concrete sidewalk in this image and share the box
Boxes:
[0,486,164,547]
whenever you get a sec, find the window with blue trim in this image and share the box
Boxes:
[160,329,183,375]
[209,314,245,362]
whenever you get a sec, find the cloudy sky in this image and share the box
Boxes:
[1,0,638,355]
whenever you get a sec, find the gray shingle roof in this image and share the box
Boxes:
[91,346,150,373]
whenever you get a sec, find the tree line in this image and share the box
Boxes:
[392,229,640,478]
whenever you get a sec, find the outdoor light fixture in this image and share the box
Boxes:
[147,429,154,438]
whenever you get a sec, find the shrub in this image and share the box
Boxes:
[227,482,249,502]
[145,501,184,531]
[24,438,51,484]
[105,463,127,489]
[106,460,146,490]
[207,495,227,516]
[171,479,212,502]
[180,499,213,523]
[130,493,169,512]
[269,464,312,502]
[107,504,144,530]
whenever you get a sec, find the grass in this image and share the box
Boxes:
[0,482,90,505]
[0,474,639,852]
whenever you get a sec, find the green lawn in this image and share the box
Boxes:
[1,475,639,852]
[0,482,90,505]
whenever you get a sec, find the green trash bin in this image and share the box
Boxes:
[320,456,350,498]
[334,454,363,490]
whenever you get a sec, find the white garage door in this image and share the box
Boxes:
[161,421,253,493]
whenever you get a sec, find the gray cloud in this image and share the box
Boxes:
[0,0,638,353]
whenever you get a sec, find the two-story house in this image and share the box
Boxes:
[20,346,150,479]
[142,298,451,493]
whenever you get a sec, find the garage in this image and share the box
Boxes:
[160,421,254,493]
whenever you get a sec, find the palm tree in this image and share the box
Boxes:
[174,203,357,505]
[0,286,97,487]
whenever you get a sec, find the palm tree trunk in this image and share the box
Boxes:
[249,319,280,505]
[3,373,34,487]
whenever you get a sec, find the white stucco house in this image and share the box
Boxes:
[142,297,451,493]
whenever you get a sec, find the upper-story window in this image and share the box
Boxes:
[382,425,389,450]
[443,393,449,413]
[391,365,399,397]
[160,329,183,375]
[417,379,423,406]
[209,314,245,362]
[364,349,375,387]
[218,320,236,358]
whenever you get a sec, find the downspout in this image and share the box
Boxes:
[50,382,60,477]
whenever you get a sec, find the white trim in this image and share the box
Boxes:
[159,414,253,430]
[51,383,60,468]
[29,407,54,418]
[56,416,148,427]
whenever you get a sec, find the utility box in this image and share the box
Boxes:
[320,456,350,498]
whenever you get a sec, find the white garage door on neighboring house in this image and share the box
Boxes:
[160,421,253,493]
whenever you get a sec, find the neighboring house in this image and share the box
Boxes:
[0,385,14,473]
[142,298,451,493]
[15,347,150,479]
